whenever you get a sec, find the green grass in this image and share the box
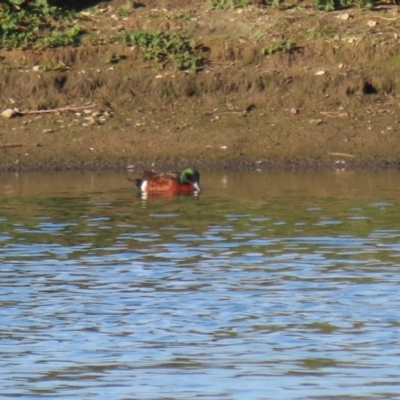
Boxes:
[0,0,381,52]
[306,25,339,40]
[120,30,203,71]
[208,0,250,9]
[0,2,80,49]
[261,39,294,56]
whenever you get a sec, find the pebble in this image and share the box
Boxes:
[1,108,19,118]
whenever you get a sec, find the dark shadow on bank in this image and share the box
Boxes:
[50,0,111,12]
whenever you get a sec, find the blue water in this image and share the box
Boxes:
[1,170,400,399]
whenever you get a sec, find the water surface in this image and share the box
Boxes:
[1,170,400,399]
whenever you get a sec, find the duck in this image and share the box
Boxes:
[131,166,201,193]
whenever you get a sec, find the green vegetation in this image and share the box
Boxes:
[0,0,80,49]
[120,30,202,71]
[0,0,381,53]
[261,39,294,56]
[208,0,250,9]
[306,25,339,40]
[42,26,81,47]
[313,0,374,10]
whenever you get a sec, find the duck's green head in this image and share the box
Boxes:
[180,167,201,191]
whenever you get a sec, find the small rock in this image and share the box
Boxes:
[2,108,19,118]
[309,119,323,126]
[315,70,325,76]
[367,20,377,27]
[80,11,92,18]
[43,129,54,133]
[85,117,97,126]
[32,65,41,72]
[290,107,298,115]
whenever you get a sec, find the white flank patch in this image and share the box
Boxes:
[141,180,148,192]
[193,182,201,192]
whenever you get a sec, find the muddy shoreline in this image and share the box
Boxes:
[2,155,400,173]
[2,2,400,172]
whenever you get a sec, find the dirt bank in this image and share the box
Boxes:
[1,0,400,171]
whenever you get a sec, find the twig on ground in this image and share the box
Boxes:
[21,104,96,115]
[328,152,355,158]
[320,111,349,118]
[2,105,96,119]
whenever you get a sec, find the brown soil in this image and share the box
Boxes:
[1,0,400,171]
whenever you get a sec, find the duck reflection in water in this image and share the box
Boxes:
[139,191,200,201]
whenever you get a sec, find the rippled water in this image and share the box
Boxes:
[2,170,400,399]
